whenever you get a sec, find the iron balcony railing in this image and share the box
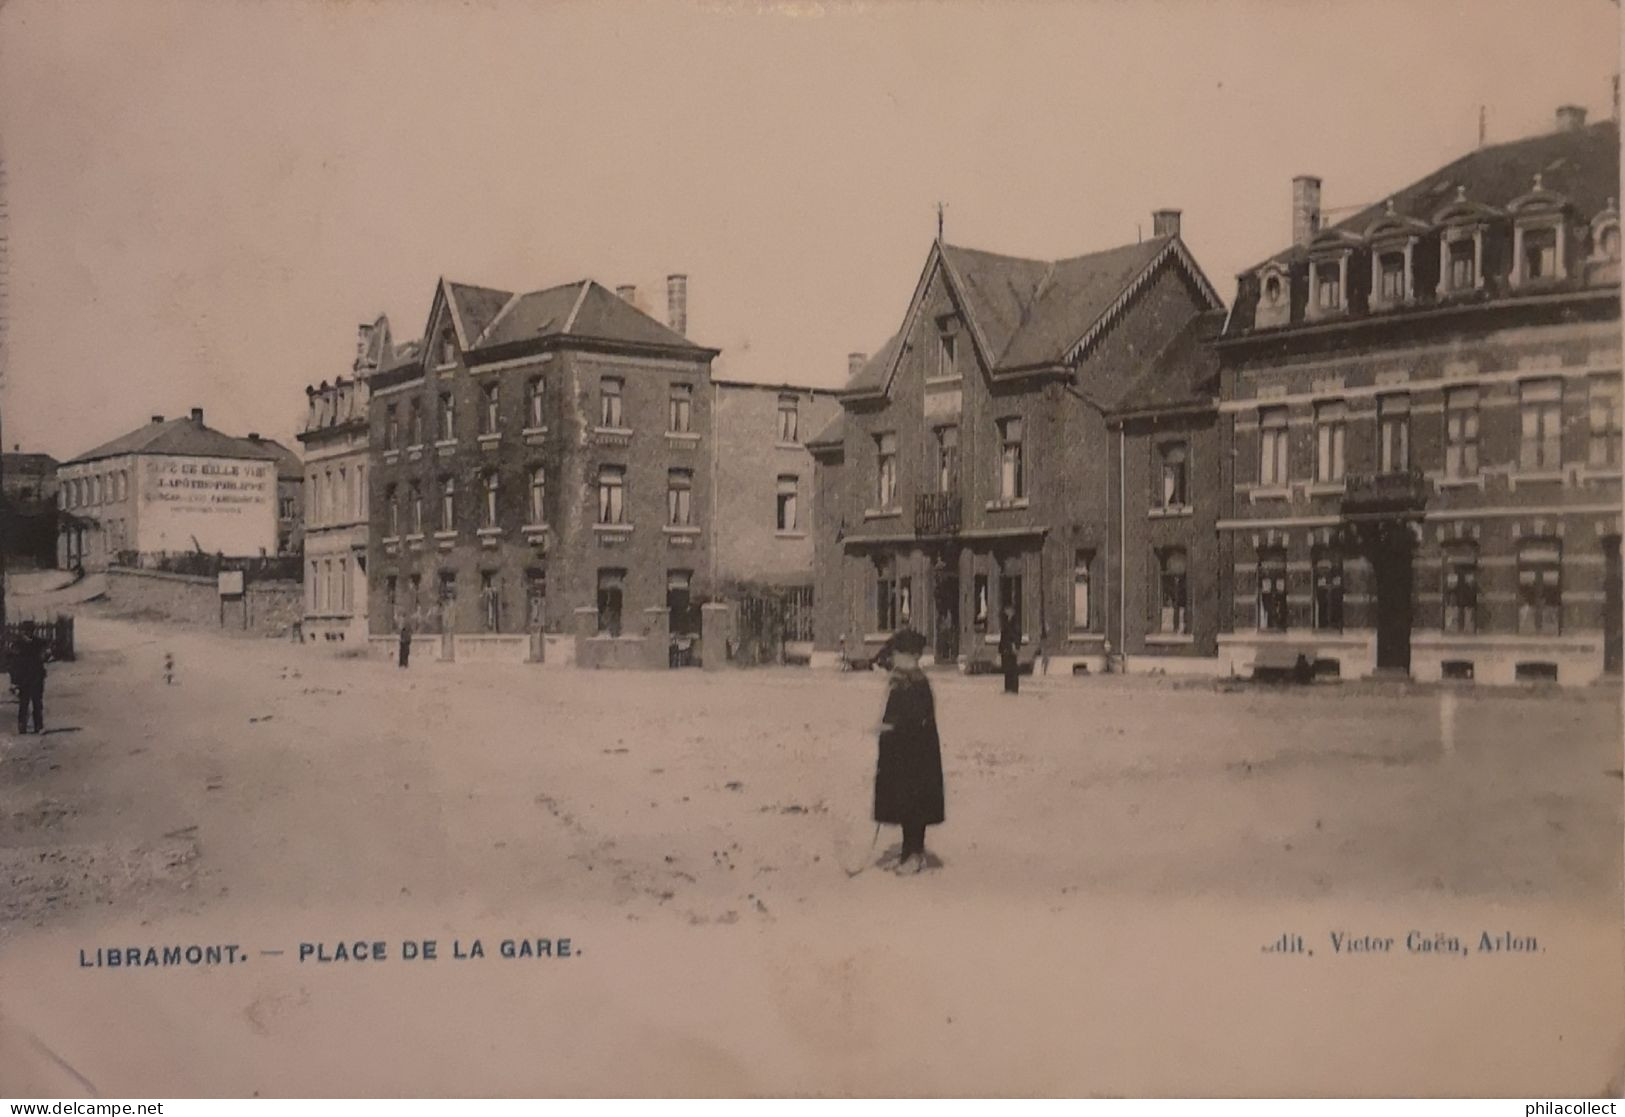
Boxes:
[914,492,962,536]
[1342,468,1429,513]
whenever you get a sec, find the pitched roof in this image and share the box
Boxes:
[470,279,707,357]
[67,417,280,467]
[249,437,303,481]
[806,412,847,452]
[445,282,515,346]
[2,452,59,474]
[1109,308,1225,417]
[1250,119,1621,273]
[846,235,1222,397]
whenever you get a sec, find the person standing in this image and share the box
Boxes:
[398,621,413,669]
[12,634,47,735]
[873,628,944,873]
[998,602,1021,695]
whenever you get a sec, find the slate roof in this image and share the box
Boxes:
[1249,119,1621,274]
[445,282,516,346]
[67,417,280,467]
[805,412,847,452]
[1109,309,1225,417]
[2,452,59,475]
[250,437,304,482]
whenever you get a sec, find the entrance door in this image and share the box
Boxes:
[935,573,960,664]
[1373,535,1413,673]
[1605,536,1622,675]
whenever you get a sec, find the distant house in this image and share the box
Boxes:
[2,450,61,569]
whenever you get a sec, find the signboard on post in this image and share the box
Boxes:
[218,570,245,597]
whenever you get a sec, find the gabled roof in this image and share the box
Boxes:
[67,417,280,467]
[1248,119,1620,273]
[805,412,847,453]
[422,278,709,362]
[444,281,514,348]
[845,234,1222,398]
[2,452,59,474]
[249,437,303,481]
[1108,309,1225,418]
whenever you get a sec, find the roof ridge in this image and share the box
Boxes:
[561,280,593,335]
[473,293,524,347]
[994,260,1059,368]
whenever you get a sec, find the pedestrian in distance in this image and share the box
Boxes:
[12,633,48,735]
[398,621,413,669]
[998,602,1021,695]
[872,628,944,874]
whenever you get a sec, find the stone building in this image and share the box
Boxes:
[56,408,280,570]
[366,275,718,668]
[1215,107,1621,685]
[297,316,397,642]
[1,449,60,570]
[810,220,1224,671]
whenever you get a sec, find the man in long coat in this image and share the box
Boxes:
[12,634,47,735]
[997,603,1021,694]
[398,621,413,669]
[874,628,944,872]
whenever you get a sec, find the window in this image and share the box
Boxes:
[308,561,319,610]
[1603,226,1622,261]
[280,496,295,519]
[1588,376,1621,468]
[385,484,399,536]
[529,465,546,524]
[440,476,455,530]
[438,328,456,367]
[1259,407,1289,485]
[1445,389,1480,479]
[777,396,799,443]
[875,432,897,509]
[385,575,398,615]
[973,573,989,630]
[598,465,625,524]
[1448,239,1476,290]
[998,417,1025,501]
[409,398,424,446]
[1263,274,1283,305]
[386,404,399,450]
[998,572,1024,637]
[1158,442,1188,508]
[1315,263,1341,310]
[1258,553,1288,632]
[480,382,499,435]
[1312,551,1343,631]
[525,568,546,629]
[667,469,693,527]
[600,377,624,428]
[1517,542,1561,635]
[409,482,423,534]
[409,573,422,609]
[876,557,898,633]
[526,376,545,428]
[1157,548,1189,634]
[1378,252,1406,301]
[1443,548,1477,634]
[480,571,500,633]
[438,570,457,616]
[357,465,366,518]
[1071,550,1093,630]
[1378,395,1410,473]
[898,576,913,628]
[337,467,348,519]
[1523,227,1558,281]
[1315,401,1346,483]
[669,383,692,433]
[438,391,455,442]
[338,557,350,612]
[597,569,625,635]
[483,472,499,528]
[323,470,334,522]
[308,475,319,522]
[936,426,959,494]
[1518,379,1563,471]
[938,326,958,379]
[776,474,798,532]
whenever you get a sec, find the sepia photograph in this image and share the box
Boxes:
[0,0,1621,1100]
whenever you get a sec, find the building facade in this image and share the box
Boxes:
[57,408,280,570]
[811,219,1223,672]
[366,275,718,667]
[1215,108,1622,685]
[2,450,60,570]
[298,317,394,642]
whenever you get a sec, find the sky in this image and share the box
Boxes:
[0,0,1619,461]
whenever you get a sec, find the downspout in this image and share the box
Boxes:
[1118,424,1126,669]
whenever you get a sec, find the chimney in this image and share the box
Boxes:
[355,322,375,371]
[150,415,165,424]
[847,352,867,379]
[666,274,689,337]
[247,433,261,442]
[615,284,637,305]
[1152,208,1182,238]
[190,407,204,425]
[1555,105,1587,132]
[1292,175,1322,248]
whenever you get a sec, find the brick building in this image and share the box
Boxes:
[298,316,398,642]
[366,275,718,668]
[810,220,1223,671]
[1215,108,1622,685]
[1,449,60,570]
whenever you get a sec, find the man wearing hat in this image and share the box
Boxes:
[872,628,945,872]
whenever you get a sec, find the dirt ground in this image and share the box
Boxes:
[1,612,1621,1097]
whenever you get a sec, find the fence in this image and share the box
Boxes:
[1,616,75,670]
[115,551,304,583]
[734,585,814,665]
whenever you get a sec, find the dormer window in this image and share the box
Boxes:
[1378,252,1406,301]
[1603,227,1621,260]
[1508,173,1572,288]
[1305,249,1350,319]
[1448,239,1476,291]
[1264,275,1282,303]
[1365,198,1425,310]
[1316,267,1341,310]
[1523,228,1557,281]
[1433,187,1497,298]
[1588,199,1621,283]
[1253,263,1291,329]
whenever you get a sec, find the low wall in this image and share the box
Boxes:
[452,634,531,664]
[105,567,302,636]
[576,634,657,669]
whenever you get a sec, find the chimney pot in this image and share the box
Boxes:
[1152,209,1182,238]
[1556,104,1588,132]
[666,274,689,337]
[1292,175,1323,248]
[248,432,261,442]
[151,415,165,424]
[847,352,868,379]
[615,284,637,305]
[191,407,204,424]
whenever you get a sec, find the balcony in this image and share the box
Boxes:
[1342,469,1428,518]
[914,492,962,537]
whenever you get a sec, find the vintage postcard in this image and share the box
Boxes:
[0,0,1621,1099]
